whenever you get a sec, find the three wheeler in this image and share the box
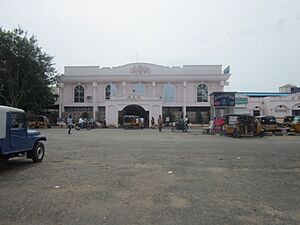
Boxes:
[123,115,141,129]
[256,116,277,132]
[292,116,300,133]
[224,114,264,138]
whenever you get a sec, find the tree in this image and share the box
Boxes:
[0,27,58,112]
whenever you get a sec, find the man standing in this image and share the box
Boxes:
[140,117,144,129]
[158,115,163,132]
[67,114,73,134]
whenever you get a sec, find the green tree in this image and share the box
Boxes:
[0,27,58,112]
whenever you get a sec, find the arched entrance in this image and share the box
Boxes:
[118,105,149,127]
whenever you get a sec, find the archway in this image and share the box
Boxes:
[118,105,149,127]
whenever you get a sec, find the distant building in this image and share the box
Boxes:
[58,62,231,126]
[210,84,300,121]
[236,85,300,120]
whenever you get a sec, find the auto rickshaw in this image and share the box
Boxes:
[256,116,277,132]
[123,115,141,129]
[27,115,51,129]
[224,114,264,138]
[292,116,300,133]
[282,116,295,128]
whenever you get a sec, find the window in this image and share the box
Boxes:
[253,110,260,116]
[135,82,145,96]
[197,83,208,102]
[106,84,117,99]
[163,83,176,102]
[11,113,25,128]
[74,85,84,103]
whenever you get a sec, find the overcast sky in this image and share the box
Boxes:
[1,0,300,91]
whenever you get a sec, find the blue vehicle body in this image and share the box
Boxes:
[0,106,46,161]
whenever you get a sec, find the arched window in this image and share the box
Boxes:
[74,85,84,102]
[106,83,117,100]
[134,82,145,96]
[163,83,176,102]
[197,83,208,102]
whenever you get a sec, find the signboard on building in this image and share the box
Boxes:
[213,92,235,107]
[235,97,248,105]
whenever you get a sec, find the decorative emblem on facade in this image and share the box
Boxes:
[130,65,151,75]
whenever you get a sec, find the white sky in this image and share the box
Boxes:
[1,0,300,91]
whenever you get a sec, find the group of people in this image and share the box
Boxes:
[150,115,163,131]
[66,114,189,134]
[66,114,92,134]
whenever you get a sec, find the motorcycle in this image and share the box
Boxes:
[75,121,92,130]
[171,121,188,132]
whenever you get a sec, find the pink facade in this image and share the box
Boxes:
[247,93,300,120]
[59,63,230,127]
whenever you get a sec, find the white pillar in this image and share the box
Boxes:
[58,83,64,118]
[122,81,126,96]
[92,81,98,119]
[152,81,156,98]
[183,81,187,118]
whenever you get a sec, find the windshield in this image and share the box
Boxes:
[28,116,44,122]
[294,116,300,123]
[259,117,276,124]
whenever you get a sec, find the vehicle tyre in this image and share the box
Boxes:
[171,126,176,132]
[75,125,80,131]
[258,131,264,137]
[0,156,9,162]
[31,142,45,162]
[232,129,239,138]
[281,129,287,135]
[86,124,91,130]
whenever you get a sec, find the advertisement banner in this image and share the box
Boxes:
[214,92,235,107]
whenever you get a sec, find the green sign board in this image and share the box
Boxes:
[235,97,248,105]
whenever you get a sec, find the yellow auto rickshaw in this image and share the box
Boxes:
[225,114,264,138]
[256,116,277,132]
[292,116,300,133]
[27,115,51,129]
[123,115,141,129]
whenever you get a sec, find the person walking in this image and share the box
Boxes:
[151,117,155,129]
[140,117,144,129]
[67,114,73,134]
[158,115,163,132]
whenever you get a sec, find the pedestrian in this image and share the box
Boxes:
[67,114,73,134]
[78,116,84,128]
[140,117,144,129]
[151,117,155,129]
[158,115,163,132]
[185,115,190,127]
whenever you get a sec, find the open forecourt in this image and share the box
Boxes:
[0,128,300,225]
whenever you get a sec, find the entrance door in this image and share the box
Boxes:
[292,110,300,116]
[9,112,27,152]
[119,105,149,127]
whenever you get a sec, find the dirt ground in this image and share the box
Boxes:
[1,128,300,225]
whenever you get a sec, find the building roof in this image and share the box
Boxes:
[64,63,226,76]
[237,92,290,97]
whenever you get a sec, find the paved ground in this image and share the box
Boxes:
[0,128,300,225]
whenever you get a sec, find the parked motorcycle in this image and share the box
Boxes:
[75,121,92,130]
[171,121,188,132]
